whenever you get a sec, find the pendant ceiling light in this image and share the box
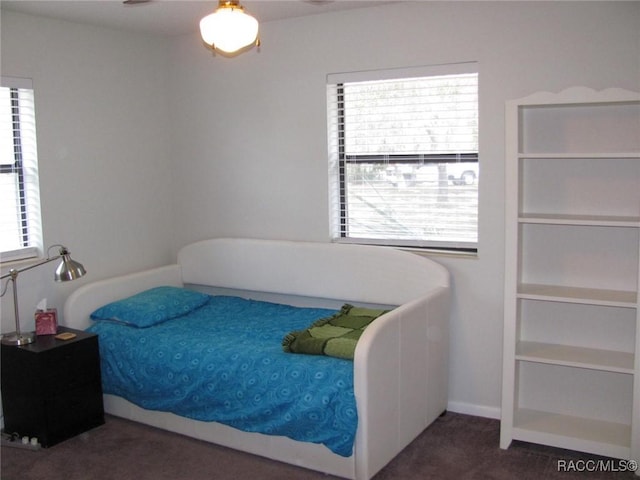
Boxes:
[200,0,260,55]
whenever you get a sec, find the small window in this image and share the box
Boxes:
[0,77,42,261]
[327,63,478,252]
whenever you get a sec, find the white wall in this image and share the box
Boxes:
[1,1,639,418]
[0,12,176,334]
[166,1,640,417]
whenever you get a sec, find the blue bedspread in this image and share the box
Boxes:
[87,296,357,456]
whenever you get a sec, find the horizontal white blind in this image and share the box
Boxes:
[343,74,478,155]
[327,64,478,250]
[0,77,42,261]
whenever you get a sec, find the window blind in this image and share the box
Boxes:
[0,77,42,261]
[327,63,478,251]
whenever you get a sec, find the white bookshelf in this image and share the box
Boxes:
[500,87,640,473]
[517,284,637,308]
[513,409,631,459]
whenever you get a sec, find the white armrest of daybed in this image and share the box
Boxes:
[354,287,449,478]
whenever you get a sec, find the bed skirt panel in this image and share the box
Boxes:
[103,395,356,479]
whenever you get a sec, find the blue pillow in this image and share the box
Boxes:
[90,286,210,328]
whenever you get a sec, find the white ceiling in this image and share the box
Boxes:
[1,0,390,37]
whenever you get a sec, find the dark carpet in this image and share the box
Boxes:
[1,412,637,479]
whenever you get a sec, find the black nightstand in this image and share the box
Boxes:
[1,327,104,447]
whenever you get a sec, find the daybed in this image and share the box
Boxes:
[63,238,450,480]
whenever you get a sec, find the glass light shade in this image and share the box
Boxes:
[200,5,259,54]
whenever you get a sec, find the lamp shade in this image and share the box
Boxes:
[0,244,86,346]
[54,253,86,282]
[200,1,259,54]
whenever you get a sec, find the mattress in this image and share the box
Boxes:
[87,295,357,456]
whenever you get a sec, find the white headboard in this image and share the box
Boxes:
[178,238,449,306]
[64,238,449,330]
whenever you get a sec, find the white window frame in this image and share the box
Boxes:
[0,76,42,262]
[327,62,479,252]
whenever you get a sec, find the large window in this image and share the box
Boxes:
[0,77,42,261]
[327,63,478,251]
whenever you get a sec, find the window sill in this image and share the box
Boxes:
[1,248,41,269]
[400,246,478,260]
[331,238,478,259]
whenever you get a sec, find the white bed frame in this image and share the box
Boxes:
[63,238,450,480]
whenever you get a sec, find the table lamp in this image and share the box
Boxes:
[0,245,86,346]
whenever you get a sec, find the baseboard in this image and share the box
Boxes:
[447,401,501,420]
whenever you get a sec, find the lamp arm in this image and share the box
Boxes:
[1,245,84,346]
[0,259,58,341]
[0,244,68,282]
[0,256,62,281]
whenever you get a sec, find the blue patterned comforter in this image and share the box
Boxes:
[87,296,357,456]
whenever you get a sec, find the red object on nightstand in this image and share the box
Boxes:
[35,309,58,335]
